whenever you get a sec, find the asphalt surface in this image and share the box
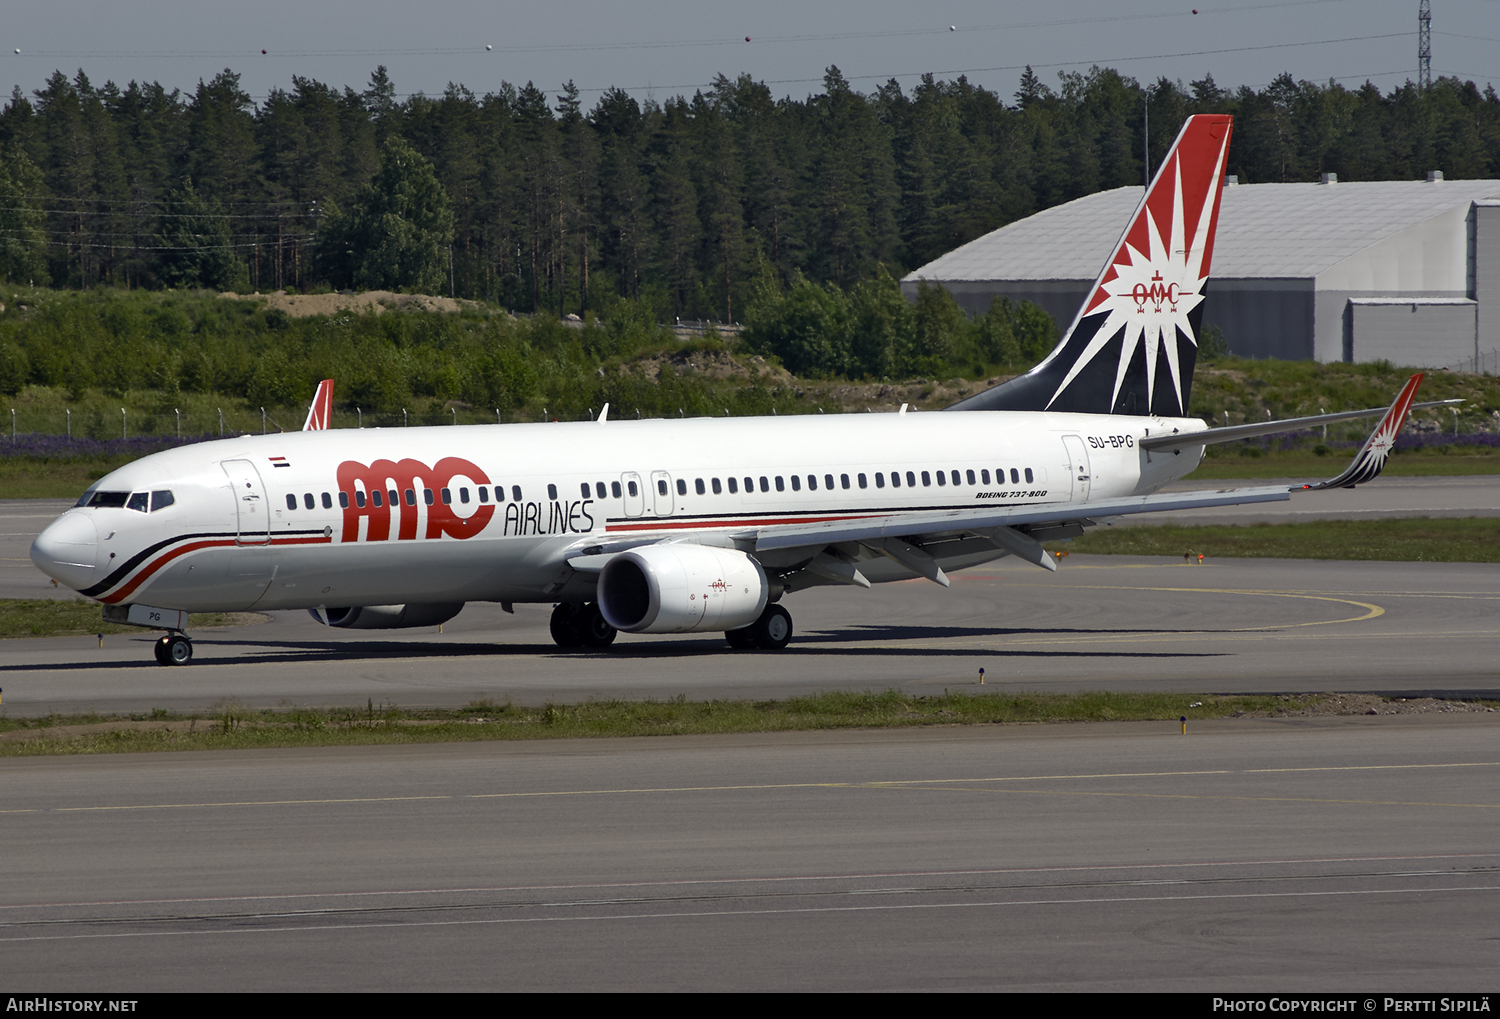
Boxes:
[4,486,1499,991]
[3,718,1497,991]
[2,554,1498,715]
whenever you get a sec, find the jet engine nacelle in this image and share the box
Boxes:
[310,603,464,629]
[597,544,768,634]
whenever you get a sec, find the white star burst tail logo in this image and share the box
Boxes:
[1043,117,1231,414]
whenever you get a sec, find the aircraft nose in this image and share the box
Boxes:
[31,512,100,590]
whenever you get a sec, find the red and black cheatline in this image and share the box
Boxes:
[80,529,331,604]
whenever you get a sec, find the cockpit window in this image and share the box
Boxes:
[83,491,130,509]
[151,490,175,512]
[126,492,149,513]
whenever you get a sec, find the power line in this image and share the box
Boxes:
[0,233,315,251]
[1,1,1366,61]
[557,32,1414,95]
[0,205,316,220]
[0,193,319,211]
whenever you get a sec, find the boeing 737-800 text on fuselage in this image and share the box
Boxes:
[29,115,1443,665]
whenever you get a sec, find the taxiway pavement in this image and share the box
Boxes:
[2,718,1496,991]
[1,555,1497,716]
[2,480,1498,717]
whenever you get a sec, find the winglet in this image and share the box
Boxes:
[1298,373,1424,491]
[304,379,334,431]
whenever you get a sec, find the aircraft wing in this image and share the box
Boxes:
[741,372,1430,580]
[746,485,1291,551]
[561,373,1430,587]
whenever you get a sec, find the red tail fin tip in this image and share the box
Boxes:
[304,379,334,431]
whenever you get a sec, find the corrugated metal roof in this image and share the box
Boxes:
[905,179,1500,283]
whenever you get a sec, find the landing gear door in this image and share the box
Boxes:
[222,459,270,545]
[1061,435,1092,502]
[650,471,674,516]
[621,472,644,517]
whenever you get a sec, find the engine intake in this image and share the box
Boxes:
[311,603,464,629]
[598,545,768,633]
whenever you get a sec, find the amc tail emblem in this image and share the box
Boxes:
[1132,271,1181,314]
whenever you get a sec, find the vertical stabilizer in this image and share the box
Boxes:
[948,113,1233,416]
[304,379,334,431]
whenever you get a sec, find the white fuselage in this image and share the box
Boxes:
[31,410,1207,613]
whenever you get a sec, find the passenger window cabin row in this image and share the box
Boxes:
[663,467,1037,497]
[285,484,526,511]
[283,466,1041,512]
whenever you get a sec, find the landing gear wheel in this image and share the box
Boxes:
[725,627,757,650]
[157,633,193,666]
[750,604,793,650]
[577,603,618,648]
[551,603,618,649]
[550,604,583,647]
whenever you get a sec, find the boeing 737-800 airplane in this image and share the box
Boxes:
[29,115,1449,665]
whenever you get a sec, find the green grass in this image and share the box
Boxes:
[1057,517,1500,562]
[0,460,127,499]
[0,691,1335,756]
[0,598,263,639]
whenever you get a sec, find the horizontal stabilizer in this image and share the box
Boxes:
[1140,390,1459,451]
[1296,373,1426,490]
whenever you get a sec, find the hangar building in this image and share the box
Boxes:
[903,176,1500,369]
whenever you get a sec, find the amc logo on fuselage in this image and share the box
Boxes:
[335,457,596,543]
[337,457,496,543]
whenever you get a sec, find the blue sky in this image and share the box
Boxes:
[6,1,1499,107]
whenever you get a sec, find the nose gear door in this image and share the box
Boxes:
[222,459,270,545]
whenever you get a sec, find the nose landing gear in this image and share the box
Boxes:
[153,632,193,666]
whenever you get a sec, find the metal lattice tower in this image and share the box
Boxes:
[1419,0,1432,89]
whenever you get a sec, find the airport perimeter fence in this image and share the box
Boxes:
[1452,348,1500,375]
[2,403,620,458]
[2,403,592,449]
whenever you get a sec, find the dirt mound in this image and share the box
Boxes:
[620,349,795,385]
[1232,693,1496,718]
[220,290,483,318]
[616,348,1016,410]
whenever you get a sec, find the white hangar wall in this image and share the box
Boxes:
[903,179,1500,368]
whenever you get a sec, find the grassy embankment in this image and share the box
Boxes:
[1051,517,1500,562]
[2,288,1498,493]
[0,691,1339,757]
[0,598,261,639]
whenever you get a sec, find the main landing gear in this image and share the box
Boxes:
[153,632,193,666]
[725,604,793,651]
[549,602,618,648]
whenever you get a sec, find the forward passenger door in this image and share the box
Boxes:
[222,459,270,545]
